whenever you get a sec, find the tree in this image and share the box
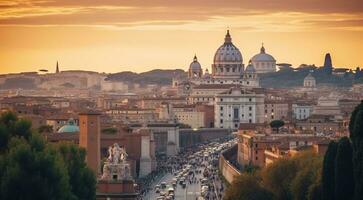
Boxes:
[291,167,314,200]
[0,136,73,200]
[322,141,338,200]
[308,182,322,200]
[0,112,96,200]
[57,143,96,200]
[334,137,354,200]
[290,152,322,200]
[224,173,273,200]
[261,158,297,199]
[350,102,363,200]
[38,125,53,134]
[269,120,285,133]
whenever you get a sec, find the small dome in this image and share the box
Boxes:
[189,55,202,70]
[58,118,79,133]
[213,30,243,63]
[245,65,256,73]
[251,45,275,62]
[245,61,256,73]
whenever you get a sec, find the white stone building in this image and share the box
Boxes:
[214,87,264,129]
[292,103,314,120]
[303,73,316,88]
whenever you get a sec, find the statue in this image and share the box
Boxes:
[107,146,113,162]
[120,146,128,162]
[101,143,132,181]
[112,143,121,164]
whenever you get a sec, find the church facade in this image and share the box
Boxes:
[186,30,276,87]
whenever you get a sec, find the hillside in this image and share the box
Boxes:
[106,69,187,85]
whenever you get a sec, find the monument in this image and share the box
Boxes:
[101,143,132,181]
[97,143,138,200]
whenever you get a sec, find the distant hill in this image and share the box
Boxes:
[260,68,354,88]
[106,69,187,85]
[0,77,36,90]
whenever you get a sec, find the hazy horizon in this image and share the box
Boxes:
[0,0,362,74]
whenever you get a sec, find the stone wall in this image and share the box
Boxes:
[219,144,241,184]
[179,128,231,148]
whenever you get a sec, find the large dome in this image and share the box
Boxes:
[212,30,244,79]
[251,45,275,62]
[213,30,243,64]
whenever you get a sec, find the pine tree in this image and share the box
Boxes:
[335,137,354,200]
[322,141,337,200]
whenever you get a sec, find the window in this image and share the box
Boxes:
[221,98,223,102]
[220,119,223,123]
[249,106,252,111]
[255,156,258,160]
[233,108,239,119]
[220,106,224,111]
[249,119,252,123]
[249,113,252,117]
[249,98,252,102]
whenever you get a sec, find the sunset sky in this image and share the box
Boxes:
[0,0,362,74]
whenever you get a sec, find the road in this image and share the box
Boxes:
[143,138,235,200]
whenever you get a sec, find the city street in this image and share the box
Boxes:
[143,138,235,200]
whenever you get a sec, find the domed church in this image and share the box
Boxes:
[187,30,263,87]
[251,44,276,73]
[188,55,203,79]
[212,30,244,79]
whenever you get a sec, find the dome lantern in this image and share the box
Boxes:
[260,43,266,54]
[224,30,232,44]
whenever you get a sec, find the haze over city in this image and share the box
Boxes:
[1,1,363,200]
[0,0,363,74]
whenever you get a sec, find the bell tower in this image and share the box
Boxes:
[79,111,101,175]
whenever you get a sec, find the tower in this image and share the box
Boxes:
[79,112,101,174]
[323,53,333,74]
[56,61,60,73]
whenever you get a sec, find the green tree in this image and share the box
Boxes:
[291,167,314,200]
[0,135,72,200]
[261,158,297,199]
[269,120,285,133]
[38,125,53,134]
[57,143,96,200]
[0,112,96,200]
[307,182,322,200]
[350,103,363,200]
[224,173,273,200]
[334,137,354,200]
[322,141,338,200]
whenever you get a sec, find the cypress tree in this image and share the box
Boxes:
[335,137,354,200]
[322,141,337,200]
[351,108,363,200]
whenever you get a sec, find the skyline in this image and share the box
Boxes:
[0,0,363,74]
